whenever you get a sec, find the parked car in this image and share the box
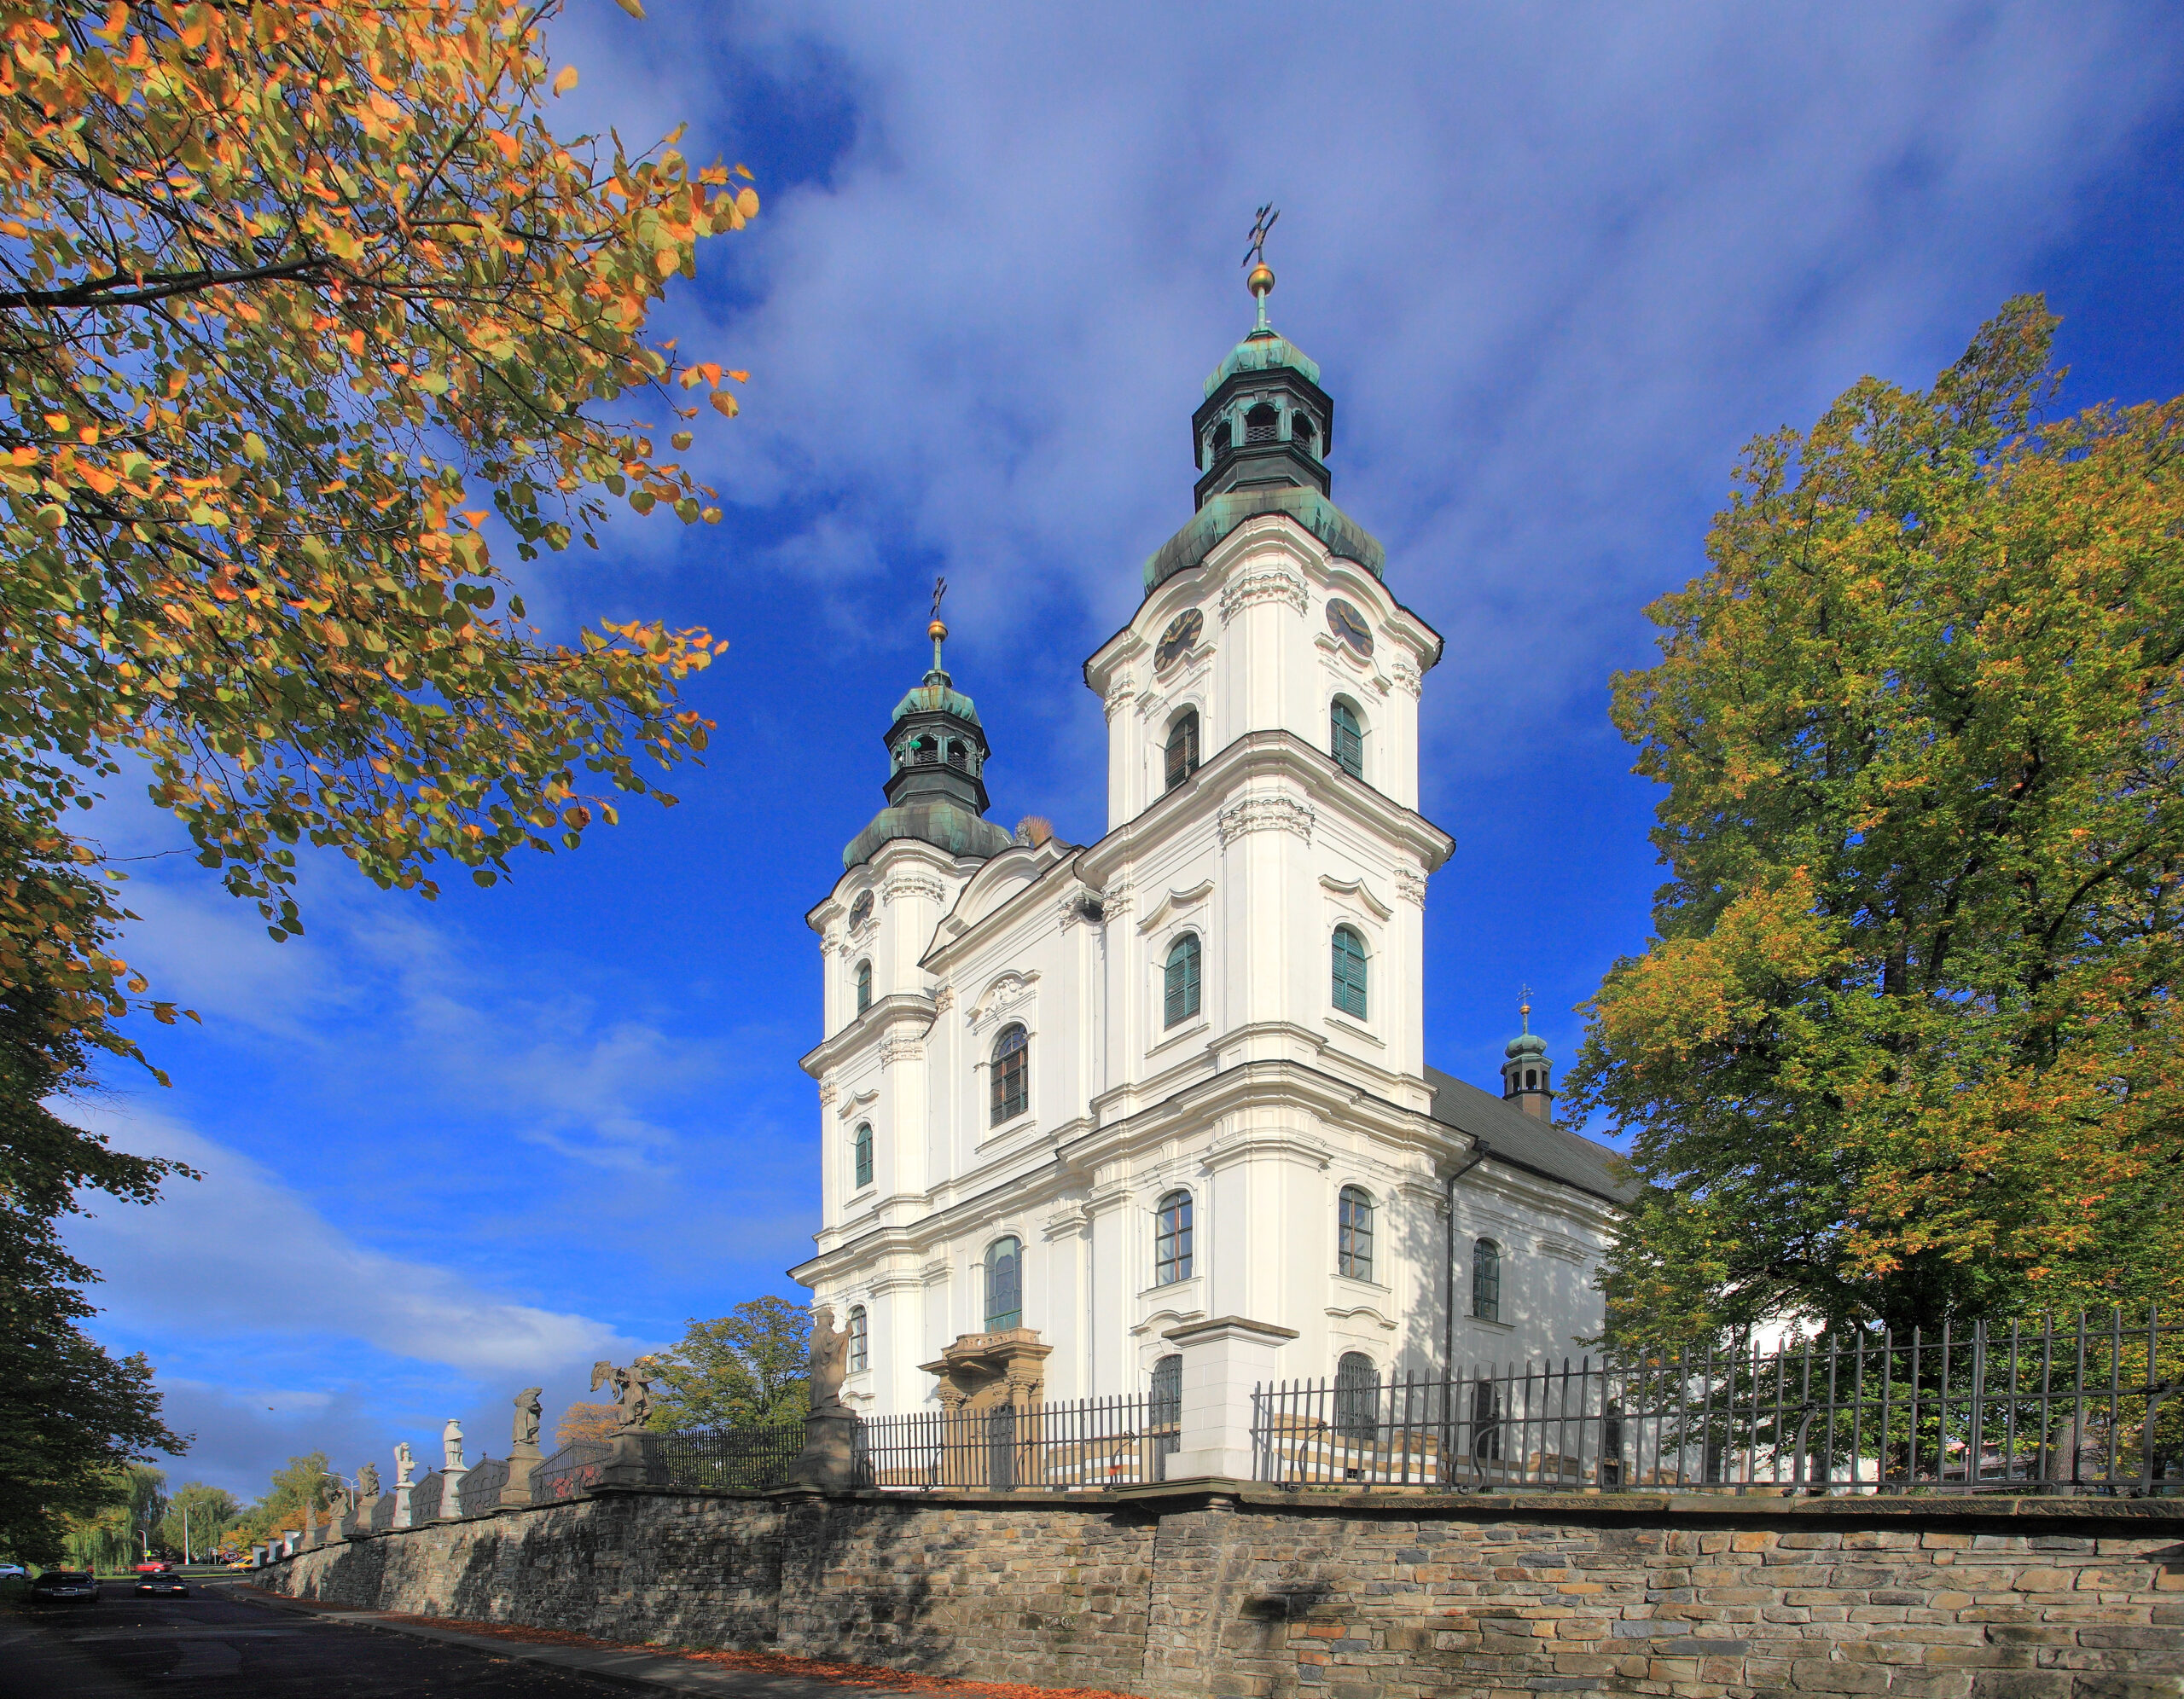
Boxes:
[134,1574,189,1598]
[28,1570,98,1607]
[0,1563,26,1579]
[131,1561,171,1574]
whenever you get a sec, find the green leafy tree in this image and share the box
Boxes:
[159,1482,238,1561]
[1567,296,2184,1341]
[229,1451,330,1547]
[648,1296,810,1430]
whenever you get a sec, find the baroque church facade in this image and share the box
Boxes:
[789,269,1630,1420]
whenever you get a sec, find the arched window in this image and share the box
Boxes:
[1149,1354,1182,1429]
[1472,1238,1502,1324]
[1164,710,1200,792]
[1245,403,1279,444]
[846,1304,868,1373]
[1331,926,1369,1018]
[848,890,873,930]
[1338,1185,1374,1281]
[1330,699,1363,780]
[1206,420,1234,465]
[990,1023,1029,1126]
[946,739,968,770]
[912,735,938,766]
[1154,1190,1194,1284]
[1333,1351,1379,1441]
[1525,1068,1537,1091]
[985,1236,1022,1331]
[1292,413,1318,457]
[1163,934,1201,1028]
[855,960,872,1016]
[852,1123,874,1191]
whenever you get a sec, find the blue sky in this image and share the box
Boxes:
[61,0,2184,1500]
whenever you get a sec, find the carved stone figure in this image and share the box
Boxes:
[392,1440,415,1487]
[357,1462,380,1499]
[442,1418,465,1473]
[809,1307,849,1412]
[512,1387,543,1449]
[590,1359,659,1433]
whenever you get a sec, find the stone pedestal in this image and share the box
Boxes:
[436,1466,468,1521]
[596,1429,669,1488]
[503,1441,543,1508]
[391,1484,412,1529]
[781,1406,863,1493]
[1161,1315,1298,1482]
[354,1493,382,1535]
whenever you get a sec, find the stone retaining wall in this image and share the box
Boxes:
[254,1484,2184,1699]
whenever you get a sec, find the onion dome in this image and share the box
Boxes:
[844,614,1014,871]
[1501,993,1554,1121]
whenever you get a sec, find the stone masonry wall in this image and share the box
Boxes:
[254,1486,2184,1699]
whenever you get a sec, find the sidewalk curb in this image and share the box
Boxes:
[208,1581,927,1696]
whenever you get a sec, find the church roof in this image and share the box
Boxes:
[842,796,1014,871]
[1204,327,1321,397]
[1424,1066,1638,1207]
[892,679,982,726]
[1143,484,1385,595]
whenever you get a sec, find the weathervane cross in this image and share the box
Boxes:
[1243,203,1280,270]
[931,576,947,621]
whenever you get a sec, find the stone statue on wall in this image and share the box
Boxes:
[512,1387,543,1449]
[590,1358,659,1432]
[357,1462,380,1499]
[443,1418,465,1472]
[809,1307,848,1412]
[392,1440,415,1487]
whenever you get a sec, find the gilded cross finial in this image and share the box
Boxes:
[1243,204,1279,331]
[927,576,949,675]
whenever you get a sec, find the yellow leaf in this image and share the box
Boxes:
[614,0,644,14]
[709,391,738,418]
[553,65,578,96]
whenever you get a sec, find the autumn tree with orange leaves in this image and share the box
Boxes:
[0,0,756,1555]
[1567,297,2184,1342]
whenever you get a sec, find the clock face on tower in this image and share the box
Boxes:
[1326,598,1374,658]
[1154,607,1203,670]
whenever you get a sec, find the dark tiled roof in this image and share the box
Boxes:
[1424,1066,1638,1207]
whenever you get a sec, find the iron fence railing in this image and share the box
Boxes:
[857,1395,1173,1491]
[531,1438,613,1503]
[458,1456,510,1514]
[658,1424,804,1490]
[1253,1310,2184,1495]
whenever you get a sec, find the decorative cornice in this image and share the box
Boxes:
[1136,878,1215,936]
[967,970,1039,1029]
[882,871,947,907]
[880,1036,926,1067]
[1042,1204,1089,1241]
[816,1075,839,1107]
[1217,793,1316,847]
[1218,562,1309,623]
[1395,867,1427,907]
[1391,658,1423,699]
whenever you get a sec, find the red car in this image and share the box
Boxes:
[131,1562,171,1574]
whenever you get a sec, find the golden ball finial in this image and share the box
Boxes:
[1246,262,1275,299]
[928,618,949,642]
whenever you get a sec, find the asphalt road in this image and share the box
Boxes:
[0,1584,618,1696]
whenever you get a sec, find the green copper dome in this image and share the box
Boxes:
[1505,1031,1548,1060]
[892,679,982,726]
[1204,328,1321,398]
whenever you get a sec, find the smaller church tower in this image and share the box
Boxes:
[1502,992,1554,1121]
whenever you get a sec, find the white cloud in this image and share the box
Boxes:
[63,1105,636,1375]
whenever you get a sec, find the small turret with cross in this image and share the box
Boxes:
[1501,988,1554,1121]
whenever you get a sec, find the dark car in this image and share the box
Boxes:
[28,1569,98,1606]
[134,1574,189,1597]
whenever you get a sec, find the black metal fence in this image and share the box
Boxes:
[856,1394,1173,1491]
[1252,1310,2184,1495]
[658,1424,804,1491]
[531,1438,613,1503]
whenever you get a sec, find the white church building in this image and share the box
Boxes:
[789,270,1631,1422]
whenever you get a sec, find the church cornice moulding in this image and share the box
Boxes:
[1217,792,1316,847]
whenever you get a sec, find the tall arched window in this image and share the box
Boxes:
[1163,934,1201,1028]
[1337,1185,1374,1281]
[1331,926,1369,1018]
[1330,699,1363,780]
[1472,1238,1502,1324]
[1149,1354,1182,1429]
[1333,1351,1379,1441]
[852,1123,874,1191]
[855,960,872,1015]
[846,1304,868,1373]
[1154,1190,1194,1284]
[1164,710,1200,792]
[990,1024,1029,1126]
[985,1236,1022,1331]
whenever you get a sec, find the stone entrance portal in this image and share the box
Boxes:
[920,1327,1052,1413]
